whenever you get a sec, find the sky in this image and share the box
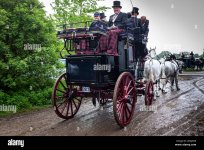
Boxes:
[39,0,204,55]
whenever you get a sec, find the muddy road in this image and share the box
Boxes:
[0,72,204,136]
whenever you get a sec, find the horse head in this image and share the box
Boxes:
[148,47,157,58]
[176,60,184,73]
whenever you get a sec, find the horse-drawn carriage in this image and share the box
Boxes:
[51,21,154,128]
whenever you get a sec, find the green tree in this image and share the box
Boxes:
[51,0,109,27]
[156,51,172,59]
[0,0,62,111]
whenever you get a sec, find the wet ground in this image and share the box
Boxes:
[0,71,204,136]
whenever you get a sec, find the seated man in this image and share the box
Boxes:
[106,1,128,54]
[100,12,108,25]
[89,12,107,32]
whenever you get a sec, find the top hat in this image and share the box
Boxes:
[112,1,122,8]
[132,7,139,14]
[100,13,106,19]
[94,12,100,17]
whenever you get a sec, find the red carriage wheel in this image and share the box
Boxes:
[145,80,154,106]
[113,72,137,128]
[52,73,82,119]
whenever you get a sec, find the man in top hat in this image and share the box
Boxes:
[89,12,107,32]
[108,1,128,29]
[126,7,148,60]
[100,12,108,26]
[102,1,128,54]
[126,7,141,29]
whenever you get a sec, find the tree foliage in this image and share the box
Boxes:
[0,0,62,111]
[51,0,109,27]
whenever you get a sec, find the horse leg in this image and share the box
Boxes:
[175,74,180,91]
[158,79,161,91]
[162,79,168,94]
[156,80,160,97]
[170,76,174,91]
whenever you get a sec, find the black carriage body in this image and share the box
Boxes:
[66,54,119,88]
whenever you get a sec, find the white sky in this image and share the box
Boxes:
[39,0,204,55]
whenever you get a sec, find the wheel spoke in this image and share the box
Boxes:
[75,97,81,102]
[124,104,129,122]
[60,102,67,114]
[57,99,67,108]
[72,99,78,110]
[126,80,132,92]
[70,100,73,115]
[126,104,131,116]
[63,75,69,87]
[56,88,65,94]
[127,87,134,95]
[60,81,67,90]
[117,102,123,113]
[66,102,70,117]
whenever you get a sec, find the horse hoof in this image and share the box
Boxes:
[177,88,180,91]
[162,90,167,94]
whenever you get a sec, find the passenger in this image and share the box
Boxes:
[100,12,107,25]
[126,7,148,61]
[89,12,107,32]
[127,12,131,19]
[140,16,149,38]
[126,7,141,29]
[106,1,128,54]
[108,1,128,29]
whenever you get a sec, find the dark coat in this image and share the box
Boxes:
[141,20,149,36]
[89,20,107,32]
[108,12,128,29]
[126,17,142,29]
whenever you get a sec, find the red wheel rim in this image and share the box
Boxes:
[145,80,154,106]
[52,73,82,119]
[113,72,137,128]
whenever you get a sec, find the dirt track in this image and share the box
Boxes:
[0,72,204,136]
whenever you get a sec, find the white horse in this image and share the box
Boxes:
[143,47,161,100]
[159,58,182,92]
